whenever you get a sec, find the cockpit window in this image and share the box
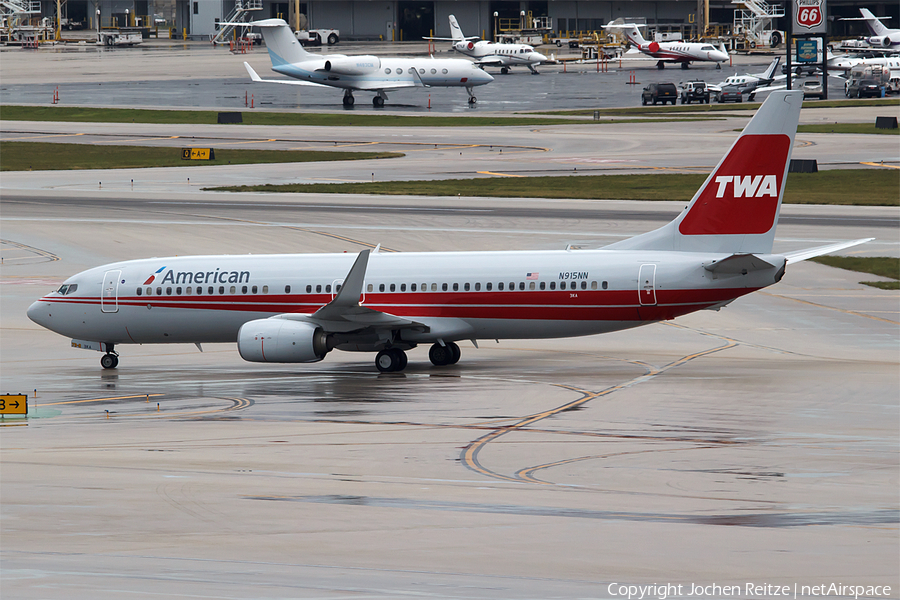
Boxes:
[57,284,68,295]
[56,284,77,295]
[701,45,716,51]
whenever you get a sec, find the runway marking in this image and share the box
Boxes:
[759,291,899,324]
[476,171,526,178]
[860,161,900,170]
[94,135,181,144]
[4,133,85,140]
[461,340,738,484]
[41,394,165,406]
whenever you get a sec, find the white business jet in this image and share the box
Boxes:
[424,15,550,74]
[843,8,900,50]
[605,22,729,69]
[709,57,785,99]
[242,19,493,107]
[28,91,871,373]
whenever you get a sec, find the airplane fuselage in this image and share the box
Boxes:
[28,249,780,350]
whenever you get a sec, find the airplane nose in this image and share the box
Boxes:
[479,70,494,83]
[27,300,50,328]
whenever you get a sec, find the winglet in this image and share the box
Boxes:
[313,250,370,319]
[244,62,263,82]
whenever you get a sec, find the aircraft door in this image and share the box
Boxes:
[101,270,122,313]
[638,264,657,306]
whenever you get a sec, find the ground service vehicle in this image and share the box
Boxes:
[680,80,710,104]
[642,82,678,105]
[295,28,339,45]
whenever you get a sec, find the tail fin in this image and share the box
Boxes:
[624,25,647,46]
[448,15,465,41]
[762,56,780,80]
[606,90,803,254]
[251,19,312,66]
[860,9,890,37]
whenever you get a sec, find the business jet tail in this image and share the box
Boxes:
[606,90,803,255]
[250,18,313,66]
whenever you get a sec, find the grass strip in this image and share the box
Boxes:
[0,105,715,127]
[809,256,900,290]
[0,141,402,171]
[797,123,899,135]
[209,169,899,206]
[538,97,900,116]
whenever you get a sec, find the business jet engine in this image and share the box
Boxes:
[323,56,381,75]
[455,40,475,52]
[870,36,892,48]
[237,319,330,363]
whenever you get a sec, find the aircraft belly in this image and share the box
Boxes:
[121,306,272,344]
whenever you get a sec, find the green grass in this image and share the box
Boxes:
[809,256,900,290]
[0,105,716,127]
[208,169,900,206]
[797,123,899,135]
[540,97,900,117]
[0,141,403,171]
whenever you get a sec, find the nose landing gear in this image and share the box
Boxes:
[100,345,119,369]
[466,86,477,105]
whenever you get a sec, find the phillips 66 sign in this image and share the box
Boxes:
[795,0,826,33]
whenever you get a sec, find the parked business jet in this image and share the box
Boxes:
[424,15,550,74]
[843,8,900,50]
[709,57,785,99]
[242,18,493,106]
[605,22,729,69]
[28,91,870,373]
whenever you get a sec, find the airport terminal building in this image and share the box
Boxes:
[28,1,900,42]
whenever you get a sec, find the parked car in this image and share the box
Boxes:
[846,78,883,98]
[680,80,710,104]
[641,82,678,105]
[716,85,743,103]
[802,79,824,99]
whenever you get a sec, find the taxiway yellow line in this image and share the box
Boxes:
[476,171,527,178]
[42,394,164,406]
[860,161,900,169]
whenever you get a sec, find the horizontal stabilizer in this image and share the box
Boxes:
[784,238,874,264]
[703,253,777,274]
[243,62,329,87]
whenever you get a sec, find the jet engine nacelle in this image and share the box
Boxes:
[647,41,661,53]
[869,36,891,48]
[323,55,381,75]
[237,318,329,363]
[454,40,475,52]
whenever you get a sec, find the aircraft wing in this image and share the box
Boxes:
[352,79,424,91]
[244,62,330,87]
[475,56,506,67]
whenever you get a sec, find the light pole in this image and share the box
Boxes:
[96,8,100,41]
[493,12,498,42]
[125,8,129,28]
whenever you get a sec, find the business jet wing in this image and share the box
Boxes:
[353,79,424,91]
[244,62,330,87]
[474,56,506,67]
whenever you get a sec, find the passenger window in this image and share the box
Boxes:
[156,287,162,295]
[419,68,425,74]
[308,285,314,293]
[285,285,291,294]
[560,282,566,290]
[335,284,341,292]
[176,287,182,295]
[367,284,373,293]
[442,283,448,291]
[186,287,192,295]
[379,284,385,292]
[166,287,172,295]
[453,283,459,291]
[316,285,322,293]
[498,282,504,290]
[431,68,436,74]
[431,283,437,291]
[591,281,598,290]
[218,286,225,294]
[137,288,142,296]
[411,283,417,291]
[194,287,199,295]
[325,285,331,293]
[484,283,489,291]
[385,68,391,74]
[262,286,268,294]
[252,285,258,294]
[390,283,395,292]
[518,282,524,291]
[602,281,609,290]
[208,286,214,295]
[581,281,587,290]
[540,282,546,290]
[242,285,247,294]
[464,282,470,291]
[408,67,415,74]
[400,283,406,292]
[230,286,236,294]
[529,282,535,290]
[550,282,556,290]
[442,68,448,74]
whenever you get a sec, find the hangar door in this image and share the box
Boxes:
[398,1,433,41]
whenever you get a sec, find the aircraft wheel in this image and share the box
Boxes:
[501,67,509,75]
[342,95,355,107]
[447,342,461,365]
[657,63,665,70]
[373,96,384,107]
[716,63,722,70]
[681,62,689,70]
[429,343,453,366]
[376,348,406,372]
[468,96,477,104]
[100,353,118,369]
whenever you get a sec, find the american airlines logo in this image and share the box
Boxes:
[142,267,251,286]
[713,175,778,198]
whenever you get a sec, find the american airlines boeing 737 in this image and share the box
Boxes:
[28,91,870,373]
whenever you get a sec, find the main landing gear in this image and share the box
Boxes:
[100,344,119,369]
[373,91,387,107]
[373,342,462,373]
[466,86,477,105]
[681,62,690,70]
[342,90,355,107]
[657,61,666,69]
